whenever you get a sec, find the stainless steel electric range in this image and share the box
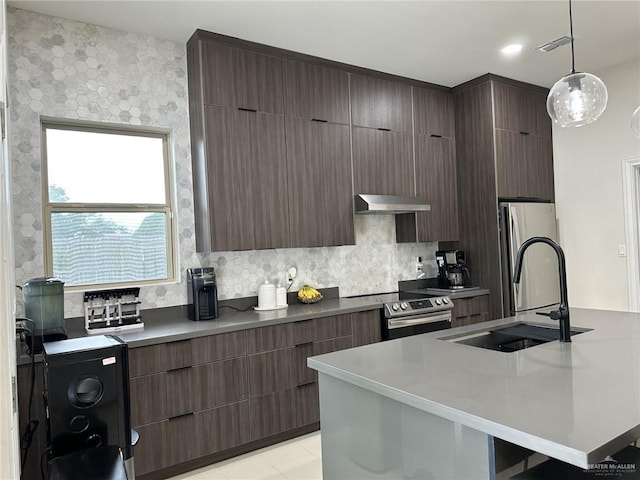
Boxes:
[382,296,454,340]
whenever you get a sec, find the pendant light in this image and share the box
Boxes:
[546,0,608,127]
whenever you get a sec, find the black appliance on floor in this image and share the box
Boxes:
[43,335,137,480]
[187,267,219,320]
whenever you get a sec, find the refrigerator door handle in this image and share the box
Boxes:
[510,206,523,310]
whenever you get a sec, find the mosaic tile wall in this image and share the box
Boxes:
[7,8,438,318]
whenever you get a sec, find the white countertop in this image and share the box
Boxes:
[308,308,640,469]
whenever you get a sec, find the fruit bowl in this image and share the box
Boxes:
[297,285,323,304]
[298,292,323,304]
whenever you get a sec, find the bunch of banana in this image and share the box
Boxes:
[297,285,323,303]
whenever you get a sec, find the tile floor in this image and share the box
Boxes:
[168,432,322,480]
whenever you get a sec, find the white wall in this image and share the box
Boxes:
[553,59,640,311]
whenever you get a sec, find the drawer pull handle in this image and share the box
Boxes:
[296,381,317,388]
[238,107,257,113]
[167,365,192,373]
[377,127,391,132]
[311,118,328,123]
[168,412,194,421]
[295,341,314,347]
[430,134,442,138]
[519,131,530,136]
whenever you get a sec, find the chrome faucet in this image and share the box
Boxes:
[513,236,571,342]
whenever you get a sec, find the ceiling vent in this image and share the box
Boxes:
[537,35,574,53]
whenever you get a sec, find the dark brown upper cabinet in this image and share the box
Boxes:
[204,106,289,251]
[492,82,551,137]
[283,60,349,124]
[414,135,459,241]
[413,88,455,138]
[350,74,412,132]
[201,41,284,114]
[285,118,354,247]
[352,127,413,196]
[495,129,554,200]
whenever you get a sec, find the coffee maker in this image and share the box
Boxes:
[187,268,219,321]
[436,250,470,289]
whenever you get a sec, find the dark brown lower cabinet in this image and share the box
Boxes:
[451,295,490,328]
[16,310,383,480]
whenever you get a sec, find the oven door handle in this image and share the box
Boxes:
[387,312,452,329]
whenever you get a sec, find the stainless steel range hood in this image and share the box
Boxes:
[354,194,431,214]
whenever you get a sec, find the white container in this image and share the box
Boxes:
[258,280,276,308]
[276,285,287,307]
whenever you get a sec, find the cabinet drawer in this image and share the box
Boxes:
[315,314,353,341]
[249,389,296,441]
[291,318,315,345]
[452,295,489,319]
[129,339,192,377]
[314,335,353,356]
[166,413,199,465]
[247,348,294,396]
[294,382,319,427]
[130,373,167,426]
[352,310,382,347]
[192,357,248,411]
[195,401,251,456]
[165,367,194,419]
[134,421,168,476]
[192,330,246,364]
[292,343,315,386]
[247,323,294,354]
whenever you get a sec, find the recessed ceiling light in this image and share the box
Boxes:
[501,44,523,55]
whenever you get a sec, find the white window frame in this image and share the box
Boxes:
[41,119,177,290]
[622,156,640,312]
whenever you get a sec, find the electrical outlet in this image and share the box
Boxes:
[287,266,297,287]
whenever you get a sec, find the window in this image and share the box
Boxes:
[42,121,175,288]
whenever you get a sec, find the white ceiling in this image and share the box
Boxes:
[6,0,640,88]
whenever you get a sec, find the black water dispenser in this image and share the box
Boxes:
[187,268,218,321]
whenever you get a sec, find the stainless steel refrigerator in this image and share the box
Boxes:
[499,202,560,316]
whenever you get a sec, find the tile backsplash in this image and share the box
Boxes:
[8,8,437,318]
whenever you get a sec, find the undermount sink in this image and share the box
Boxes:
[443,322,592,353]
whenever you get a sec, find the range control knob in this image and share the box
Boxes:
[400,302,409,310]
[442,297,450,304]
[391,303,400,311]
[434,298,442,306]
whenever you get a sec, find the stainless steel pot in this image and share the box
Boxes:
[446,266,469,287]
[446,270,465,286]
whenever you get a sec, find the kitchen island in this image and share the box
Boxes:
[307,308,640,479]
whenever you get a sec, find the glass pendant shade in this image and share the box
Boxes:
[546,72,608,127]
[632,105,640,138]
